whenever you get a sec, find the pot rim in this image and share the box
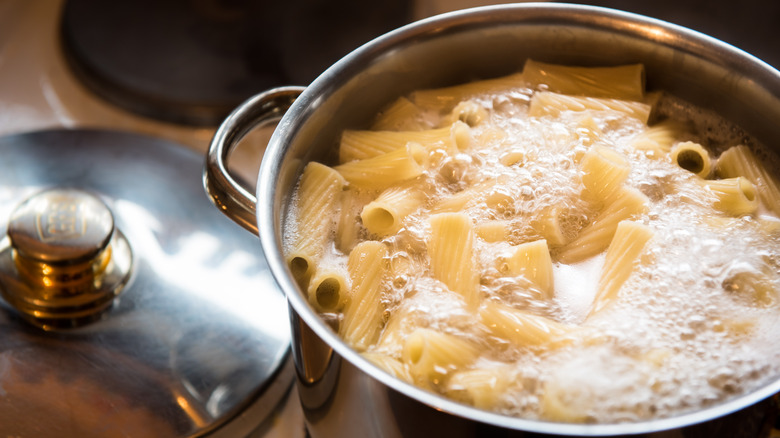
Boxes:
[257,3,780,435]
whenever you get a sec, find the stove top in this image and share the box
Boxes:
[59,0,413,125]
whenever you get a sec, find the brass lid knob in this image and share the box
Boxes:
[8,188,114,263]
[0,188,132,329]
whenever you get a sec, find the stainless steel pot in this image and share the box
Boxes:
[204,3,780,436]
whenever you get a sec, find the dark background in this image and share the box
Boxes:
[558,0,779,69]
[60,0,778,126]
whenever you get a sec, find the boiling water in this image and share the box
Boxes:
[286,83,780,423]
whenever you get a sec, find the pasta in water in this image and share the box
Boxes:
[283,59,780,423]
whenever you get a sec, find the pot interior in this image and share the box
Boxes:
[259,3,780,434]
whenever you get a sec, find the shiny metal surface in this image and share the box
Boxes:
[208,3,780,437]
[0,188,132,329]
[8,188,114,263]
[205,87,304,236]
[0,129,292,437]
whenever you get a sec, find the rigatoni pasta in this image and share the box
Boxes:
[335,189,362,253]
[430,177,508,214]
[428,212,480,310]
[442,100,489,127]
[410,72,525,111]
[339,126,452,162]
[505,239,554,298]
[361,183,427,236]
[530,206,568,247]
[521,59,645,101]
[340,241,388,351]
[335,142,427,190]
[361,352,413,382]
[445,364,517,410]
[475,220,510,243]
[579,144,631,203]
[556,187,649,264]
[589,221,654,316]
[370,96,428,131]
[307,267,348,312]
[716,144,780,215]
[528,91,652,123]
[670,141,712,178]
[628,118,690,157]
[699,177,759,216]
[403,328,480,387]
[285,162,345,287]
[284,61,780,424]
[479,300,573,348]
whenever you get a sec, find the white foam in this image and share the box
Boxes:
[287,82,780,423]
[553,255,605,323]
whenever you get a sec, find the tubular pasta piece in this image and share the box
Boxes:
[335,189,362,254]
[377,305,414,353]
[714,318,756,339]
[286,162,346,287]
[371,96,430,131]
[716,144,780,216]
[643,90,663,110]
[475,220,510,243]
[699,177,759,216]
[758,215,780,235]
[522,59,645,101]
[506,239,554,299]
[530,207,568,247]
[628,119,690,158]
[410,72,526,112]
[388,252,416,283]
[442,100,489,127]
[335,142,427,191]
[339,126,452,163]
[528,91,651,124]
[479,301,573,348]
[722,263,778,308]
[580,144,630,203]
[402,328,480,387]
[499,149,527,167]
[431,191,474,214]
[671,141,712,178]
[431,179,496,213]
[308,267,348,312]
[701,215,739,231]
[575,114,603,148]
[340,241,389,351]
[450,120,473,151]
[362,352,413,383]
[428,212,480,309]
[540,381,590,423]
[477,127,509,150]
[589,221,654,316]
[431,176,512,214]
[485,189,515,216]
[362,183,427,236]
[445,365,516,410]
[556,187,649,264]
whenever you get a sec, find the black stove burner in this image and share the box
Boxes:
[60,0,412,126]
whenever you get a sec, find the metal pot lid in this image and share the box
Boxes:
[0,129,292,437]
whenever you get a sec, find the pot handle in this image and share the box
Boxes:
[204,86,305,236]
